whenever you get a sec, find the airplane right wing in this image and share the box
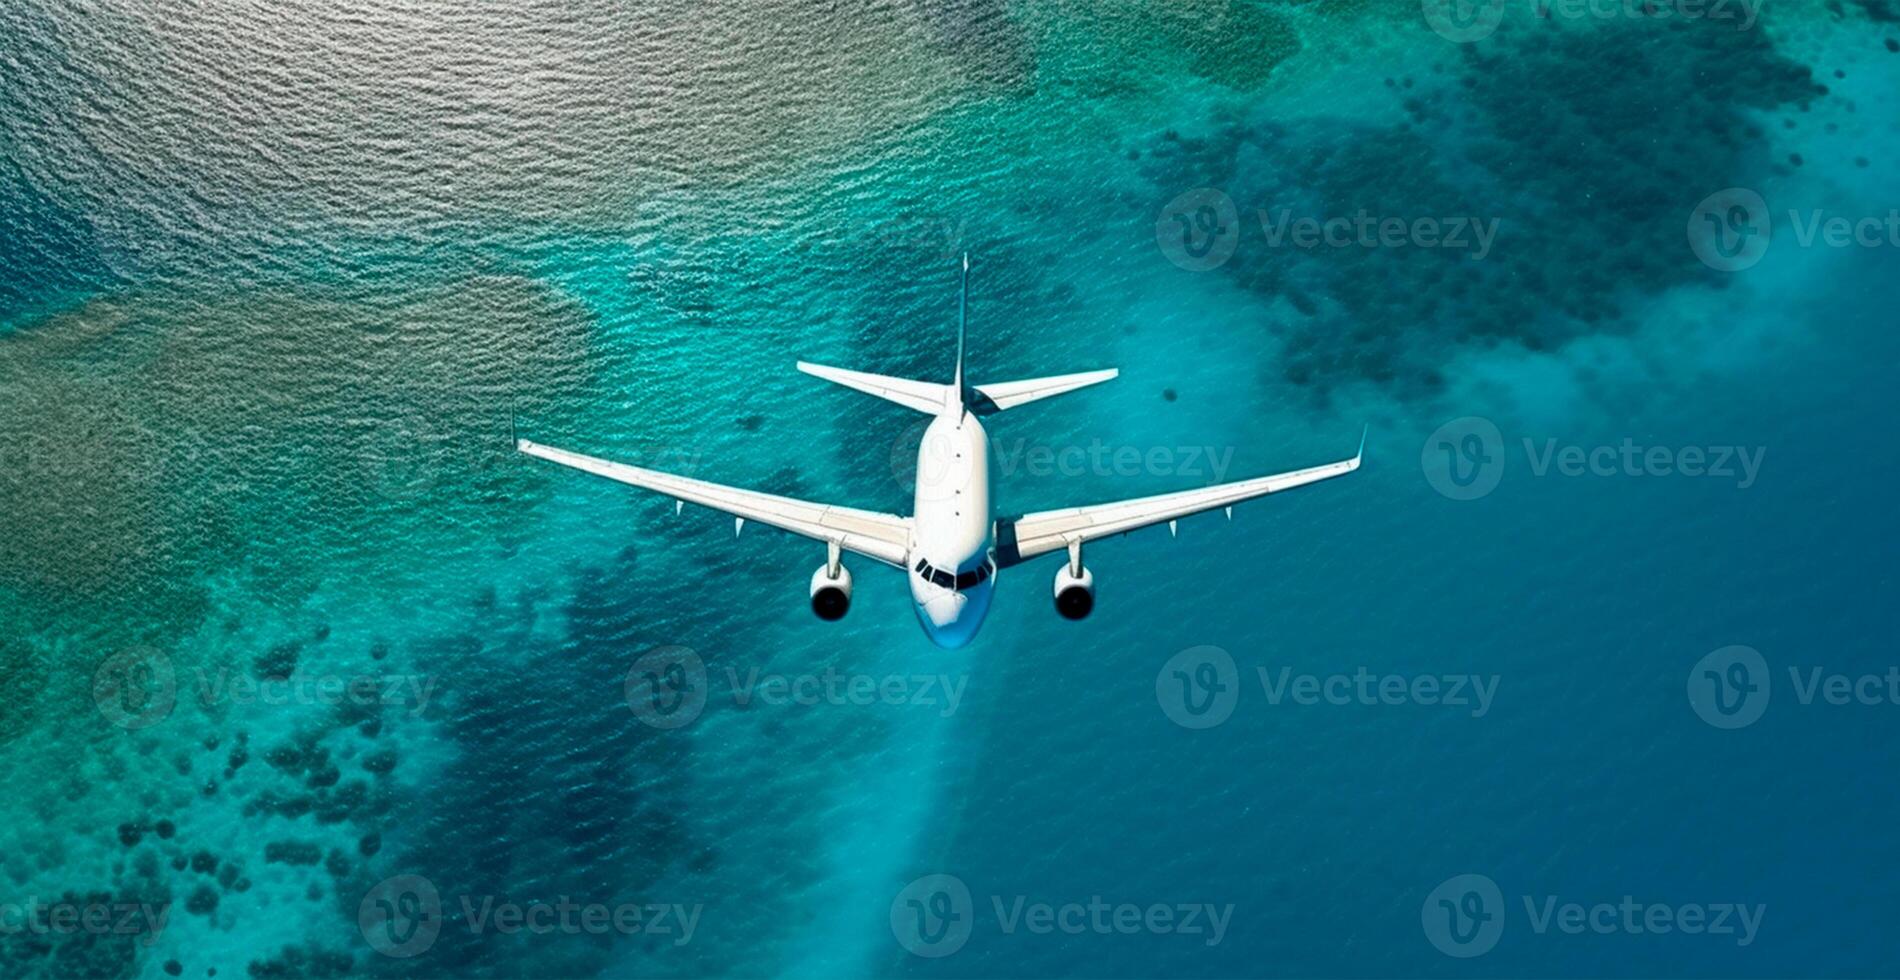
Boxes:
[996,431,1364,566]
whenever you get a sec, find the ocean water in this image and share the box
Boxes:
[3,1,1899,977]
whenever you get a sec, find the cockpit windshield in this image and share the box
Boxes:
[914,557,994,592]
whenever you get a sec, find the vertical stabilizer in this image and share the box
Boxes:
[802,253,1112,418]
[954,252,969,403]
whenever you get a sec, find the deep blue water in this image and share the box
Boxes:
[3,2,1899,978]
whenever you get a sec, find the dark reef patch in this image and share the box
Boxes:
[367,546,702,978]
[1142,16,1825,396]
[263,840,324,866]
[252,642,301,682]
[244,945,353,980]
[0,887,167,979]
[1849,0,1898,24]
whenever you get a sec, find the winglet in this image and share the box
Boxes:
[1355,425,1368,466]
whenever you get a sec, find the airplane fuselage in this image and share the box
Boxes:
[906,408,995,648]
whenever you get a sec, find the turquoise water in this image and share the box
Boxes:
[3,1,1899,977]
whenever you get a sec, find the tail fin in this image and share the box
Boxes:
[954,252,968,395]
[799,253,1117,415]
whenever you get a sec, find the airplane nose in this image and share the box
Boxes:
[922,592,966,628]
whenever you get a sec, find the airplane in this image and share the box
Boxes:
[517,255,1364,648]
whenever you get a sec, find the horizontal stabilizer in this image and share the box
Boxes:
[969,368,1118,414]
[797,361,953,414]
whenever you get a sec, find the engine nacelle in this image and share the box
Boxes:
[1053,563,1095,620]
[810,562,853,621]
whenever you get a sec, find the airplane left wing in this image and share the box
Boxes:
[517,440,913,568]
[996,431,1364,566]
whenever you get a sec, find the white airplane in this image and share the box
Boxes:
[518,256,1363,648]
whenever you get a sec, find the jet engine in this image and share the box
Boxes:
[1053,563,1095,620]
[810,562,853,621]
